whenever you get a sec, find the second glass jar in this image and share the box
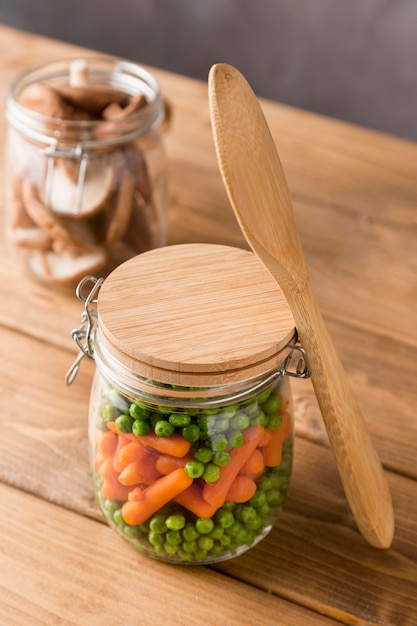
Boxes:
[4,57,168,287]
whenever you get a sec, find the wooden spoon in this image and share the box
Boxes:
[209,63,394,549]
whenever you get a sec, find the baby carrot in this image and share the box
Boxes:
[121,468,193,526]
[106,422,191,457]
[202,425,263,508]
[226,475,257,503]
[132,432,191,457]
[258,428,272,448]
[263,411,292,467]
[112,434,131,473]
[155,452,194,475]
[174,483,218,518]
[118,459,161,486]
[96,430,118,457]
[94,451,107,472]
[239,448,265,479]
[99,457,132,501]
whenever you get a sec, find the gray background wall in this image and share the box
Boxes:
[1,0,417,141]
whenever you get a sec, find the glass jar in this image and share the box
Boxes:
[4,57,168,287]
[69,243,309,564]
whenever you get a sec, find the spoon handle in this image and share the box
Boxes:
[292,277,394,548]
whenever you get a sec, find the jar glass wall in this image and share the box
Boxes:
[4,57,168,287]
[89,359,294,564]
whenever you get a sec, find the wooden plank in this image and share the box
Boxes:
[0,328,416,624]
[217,437,417,626]
[0,482,339,626]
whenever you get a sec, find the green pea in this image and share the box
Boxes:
[129,402,150,419]
[211,418,229,433]
[210,543,224,556]
[228,430,244,449]
[195,518,214,534]
[203,463,221,484]
[220,533,232,546]
[218,407,236,420]
[149,514,167,534]
[194,447,213,463]
[262,393,281,414]
[132,418,151,436]
[226,520,243,537]
[242,401,258,417]
[154,420,175,438]
[184,460,205,479]
[115,414,134,433]
[182,540,198,554]
[113,509,124,526]
[101,403,119,422]
[213,451,231,466]
[166,514,186,530]
[257,502,270,517]
[211,434,228,452]
[124,525,142,539]
[107,388,129,412]
[164,543,178,555]
[198,536,214,551]
[268,413,284,430]
[194,549,208,561]
[182,523,200,542]
[231,412,250,430]
[250,491,267,508]
[259,411,269,426]
[148,531,165,546]
[257,390,271,404]
[168,413,191,427]
[209,526,224,540]
[240,505,258,524]
[215,510,235,529]
[266,489,285,505]
[257,476,273,492]
[182,424,200,442]
[243,516,263,531]
[166,530,183,546]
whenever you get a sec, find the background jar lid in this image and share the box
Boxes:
[97,243,296,386]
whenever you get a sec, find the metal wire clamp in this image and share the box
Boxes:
[65,275,103,386]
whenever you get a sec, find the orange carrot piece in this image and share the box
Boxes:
[226,475,257,503]
[99,457,131,501]
[106,422,191,457]
[155,452,194,475]
[96,430,118,457]
[121,468,193,526]
[118,460,161,486]
[94,451,107,472]
[263,411,293,467]
[202,426,263,509]
[118,441,145,466]
[258,428,272,447]
[174,483,218,518]
[239,448,265,478]
[112,434,131,473]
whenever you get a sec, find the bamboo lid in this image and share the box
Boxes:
[97,243,296,385]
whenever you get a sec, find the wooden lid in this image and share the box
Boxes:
[97,243,296,385]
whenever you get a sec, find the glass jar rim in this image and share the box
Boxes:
[93,326,295,407]
[5,56,164,147]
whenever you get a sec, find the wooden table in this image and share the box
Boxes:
[0,25,416,626]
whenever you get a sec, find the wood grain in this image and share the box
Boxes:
[0,483,339,626]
